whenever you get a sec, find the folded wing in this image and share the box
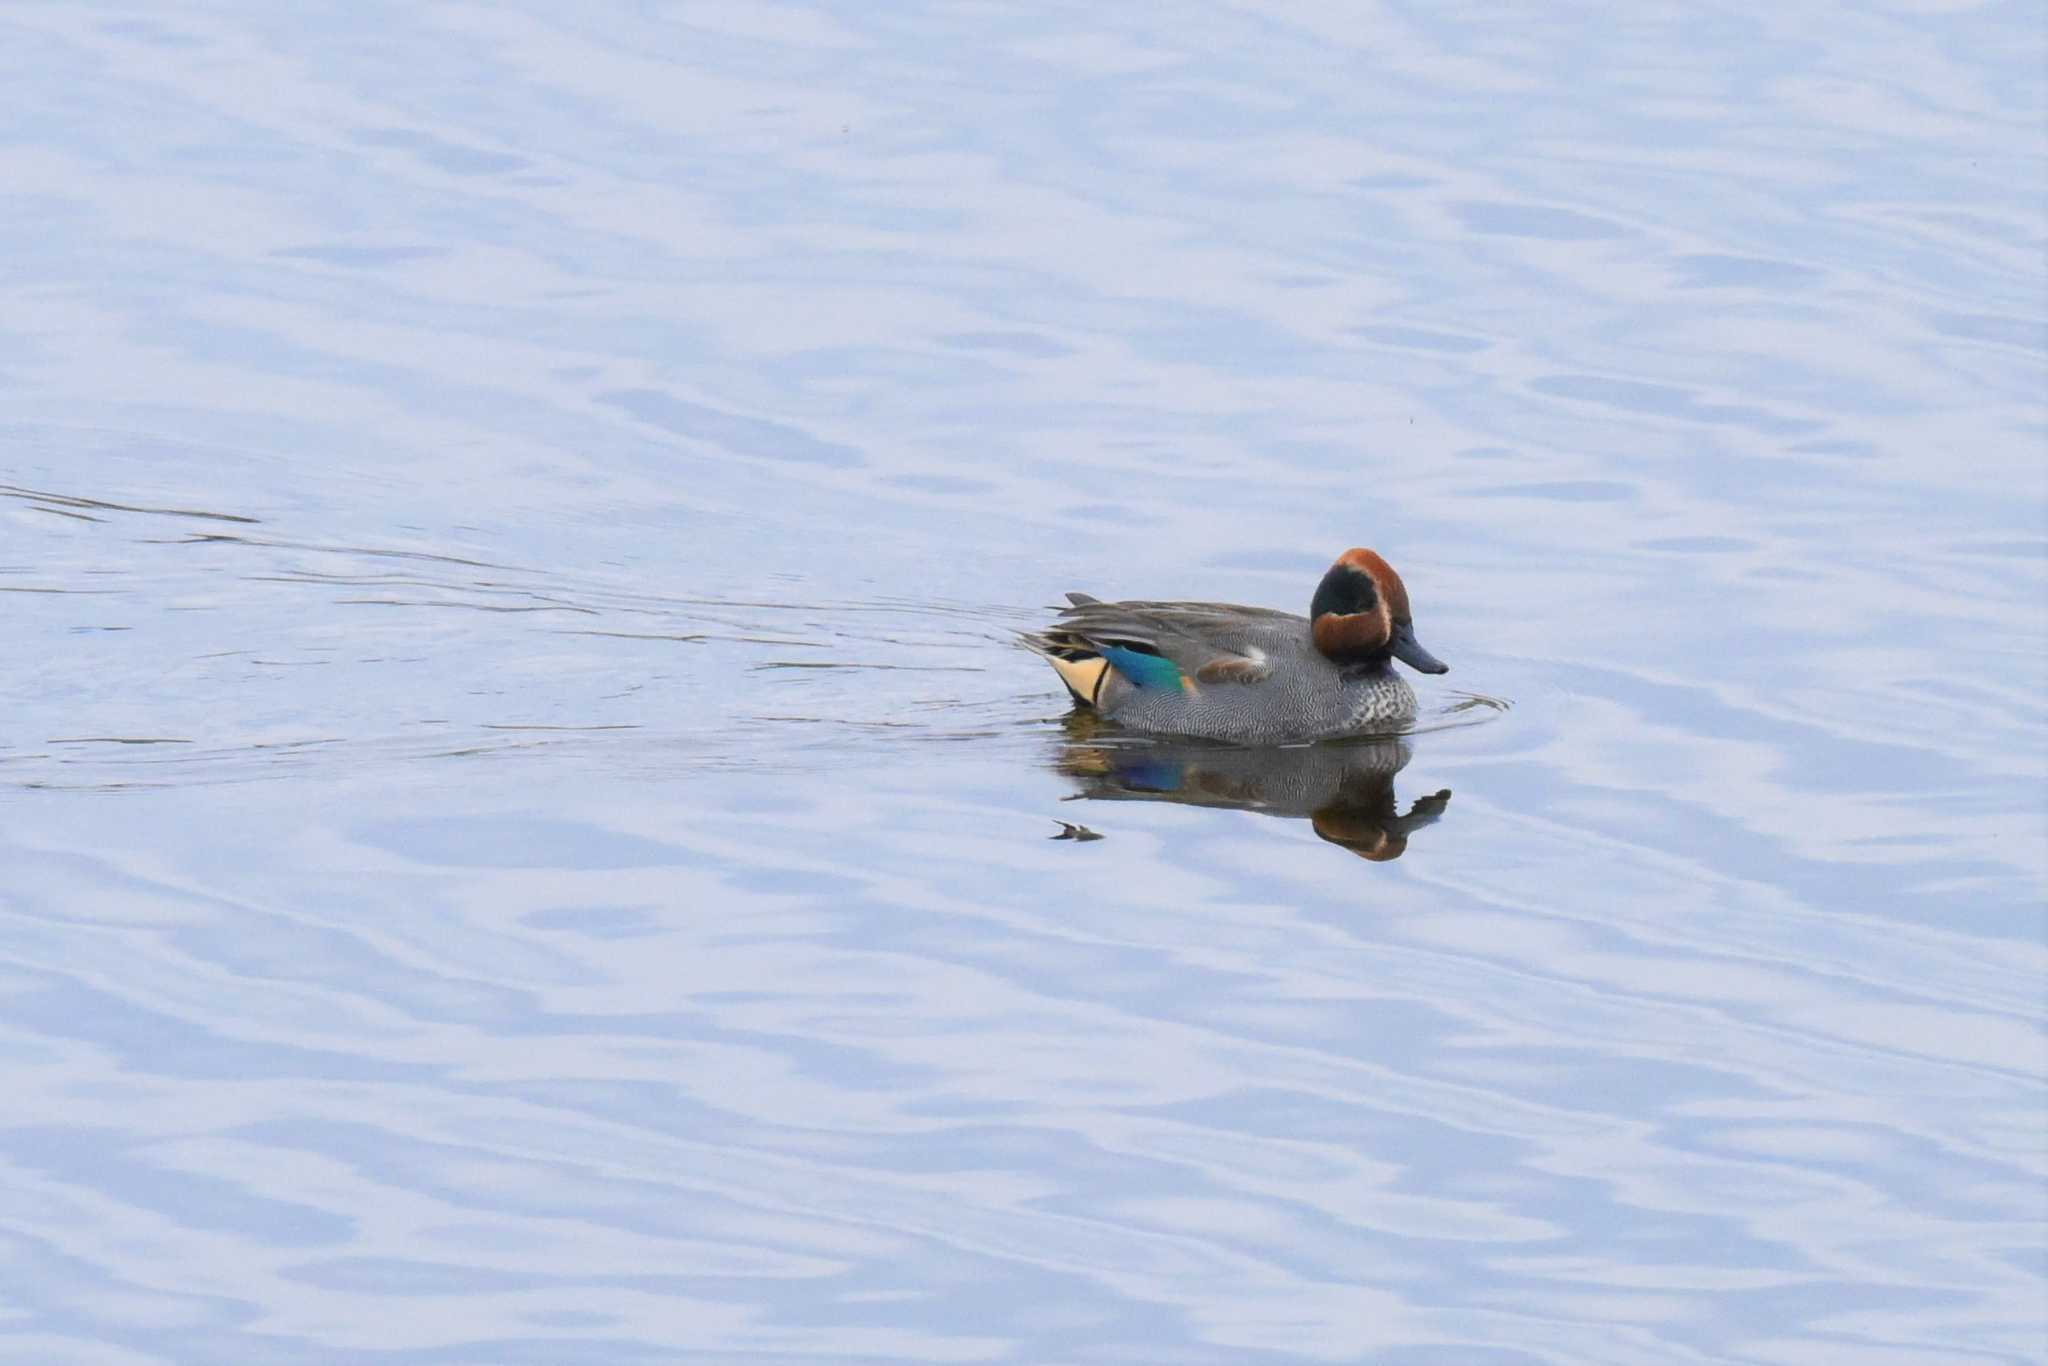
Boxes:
[1022,598,1279,703]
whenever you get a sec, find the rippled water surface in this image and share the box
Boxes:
[4,3,2045,1361]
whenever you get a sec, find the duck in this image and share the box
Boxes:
[1021,548,1448,743]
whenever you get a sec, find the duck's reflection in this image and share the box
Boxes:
[1050,712,1451,861]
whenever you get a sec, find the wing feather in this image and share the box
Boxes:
[1038,598,1283,687]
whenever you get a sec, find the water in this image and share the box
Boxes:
[3,3,2044,1361]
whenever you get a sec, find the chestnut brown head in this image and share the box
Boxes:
[1308,548,1449,674]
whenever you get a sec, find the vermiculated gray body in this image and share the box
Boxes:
[1023,598,1419,744]
[1095,615,1416,742]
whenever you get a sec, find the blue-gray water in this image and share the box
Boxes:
[4,3,2045,1362]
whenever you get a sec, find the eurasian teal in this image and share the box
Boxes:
[1022,548,1449,743]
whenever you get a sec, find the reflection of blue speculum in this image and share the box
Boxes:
[1049,712,1451,863]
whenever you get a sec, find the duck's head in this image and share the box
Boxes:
[1309,548,1449,674]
